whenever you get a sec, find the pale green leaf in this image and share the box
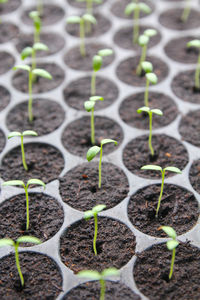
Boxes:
[151,109,163,116]
[0,0,8,3]
[66,16,81,24]
[2,180,25,187]
[0,238,14,247]
[29,11,39,20]
[98,49,113,57]
[27,179,45,188]
[101,268,119,278]
[101,139,117,146]
[17,236,41,245]
[33,42,49,52]
[164,167,182,174]
[124,3,137,15]
[22,130,38,137]
[167,240,179,251]
[92,204,106,214]
[187,39,200,49]
[137,106,150,114]
[89,96,104,102]
[141,165,162,172]
[146,72,158,84]
[161,226,177,239]
[77,270,101,280]
[32,68,52,79]
[139,3,151,14]
[83,14,96,24]
[138,34,149,46]
[87,146,101,161]
[141,61,153,73]
[93,55,102,72]
[21,47,33,60]
[13,65,31,72]
[8,131,22,139]
[144,29,157,37]
[84,210,94,220]
[84,100,95,112]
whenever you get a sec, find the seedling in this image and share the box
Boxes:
[77,267,119,300]
[187,39,200,90]
[0,236,41,287]
[84,204,106,255]
[124,2,151,44]
[29,11,41,44]
[91,49,113,95]
[84,96,104,145]
[142,62,158,107]
[181,0,191,23]
[3,179,45,231]
[137,107,162,156]
[141,165,181,217]
[87,139,117,188]
[76,0,102,15]
[66,14,96,57]
[159,226,179,279]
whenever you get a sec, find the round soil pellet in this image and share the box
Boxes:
[119,92,178,129]
[0,22,19,44]
[60,217,136,272]
[0,143,64,183]
[134,243,200,300]
[0,85,10,112]
[67,0,106,9]
[63,75,118,111]
[123,134,188,179]
[0,51,15,75]
[0,252,62,299]
[179,110,200,147]
[0,0,21,15]
[6,98,65,136]
[59,162,129,211]
[61,116,123,157]
[0,129,5,154]
[116,55,168,87]
[189,159,200,194]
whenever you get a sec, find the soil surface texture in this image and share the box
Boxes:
[0,0,21,15]
[179,109,200,147]
[0,85,10,112]
[0,129,5,154]
[189,159,200,194]
[67,0,106,9]
[0,51,15,75]
[0,22,19,44]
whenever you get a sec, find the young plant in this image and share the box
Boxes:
[29,11,41,44]
[124,2,151,44]
[159,226,179,280]
[77,267,119,300]
[181,0,191,23]
[91,49,113,95]
[141,165,181,217]
[187,39,200,90]
[142,62,158,107]
[84,96,104,145]
[3,179,46,231]
[76,0,102,15]
[84,204,106,256]
[66,14,96,57]
[0,236,41,287]
[137,107,162,156]
[87,139,117,188]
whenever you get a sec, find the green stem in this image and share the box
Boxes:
[195,51,200,89]
[21,135,28,171]
[181,0,191,22]
[86,0,93,14]
[169,248,176,279]
[91,107,95,145]
[15,243,24,287]
[80,19,86,57]
[28,71,33,122]
[100,279,106,300]
[25,186,30,231]
[91,71,96,96]
[37,0,43,16]
[156,170,165,218]
[133,8,140,44]
[93,213,98,255]
[148,111,154,156]
[31,49,37,83]
[98,145,103,188]
[144,78,150,106]
[136,44,147,76]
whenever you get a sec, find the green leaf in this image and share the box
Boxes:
[77,270,101,280]
[151,109,163,116]
[0,0,9,3]
[66,16,81,24]
[2,180,25,187]
[161,226,177,239]
[138,34,149,46]
[166,240,179,251]
[139,3,151,14]
[0,238,14,247]
[124,3,137,15]
[8,131,22,139]
[141,61,153,73]
[141,165,162,172]
[27,179,46,188]
[32,69,52,80]
[17,236,41,245]
[92,204,106,214]
[98,49,113,57]
[22,130,38,137]
[21,47,33,60]
[83,14,96,24]
[84,101,95,112]
[187,39,200,49]
[33,42,49,52]
[93,55,102,72]
[164,167,182,174]
[101,268,119,278]
[84,210,94,220]
[146,72,158,84]
[89,96,104,102]
[29,11,39,20]
[13,65,31,72]
[137,106,150,114]
[87,146,101,161]
[93,0,102,3]
[144,29,157,37]
[101,139,118,146]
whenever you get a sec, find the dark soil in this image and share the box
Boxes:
[171,70,200,104]
[63,281,141,300]
[0,85,10,112]
[66,13,111,38]
[119,92,178,129]
[0,51,15,75]
[61,116,123,157]
[67,0,106,9]
[0,252,63,299]
[179,109,200,147]
[0,129,5,154]
[128,184,198,237]
[113,25,161,51]
[159,8,200,30]
[0,193,64,243]
[64,43,114,71]
[189,159,200,194]
[21,4,65,26]
[0,0,21,15]
[6,98,65,136]
[12,63,65,94]
[0,142,64,183]
[63,75,118,111]
[59,162,129,211]
[123,134,188,179]
[116,55,168,87]
[16,32,65,56]
[60,217,136,272]
[0,22,19,44]
[134,243,200,300]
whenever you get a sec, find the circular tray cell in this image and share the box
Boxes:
[0,142,64,183]
[63,75,118,111]
[21,4,65,26]
[116,55,168,87]
[0,22,19,44]
[0,51,15,75]
[0,193,64,243]
[189,159,200,194]
[110,0,154,19]
[60,217,136,272]
[0,85,10,112]
[179,109,200,147]
[0,129,6,154]
[128,184,198,237]
[12,63,65,94]
[119,92,178,129]
[159,8,200,30]
[63,281,141,300]
[6,98,65,136]
[59,162,129,211]
[66,13,111,38]
[16,32,65,57]
[0,252,62,299]
[172,69,200,104]
[64,43,114,71]
[123,134,188,179]
[61,116,123,157]
[113,25,161,51]
[67,0,106,9]
[134,243,200,300]
[0,0,21,15]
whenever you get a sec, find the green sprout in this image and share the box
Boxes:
[3,179,45,231]
[29,11,41,44]
[141,62,158,107]
[84,204,106,256]
[91,49,113,96]
[66,14,96,57]
[76,0,102,15]
[0,236,41,287]
[87,139,117,188]
[84,96,104,145]
[159,226,179,280]
[77,267,119,300]
[141,165,181,217]
[137,107,162,156]
[187,39,200,90]
[181,0,191,23]
[37,0,43,16]
[136,29,157,76]
[124,2,151,44]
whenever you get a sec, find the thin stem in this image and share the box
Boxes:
[15,243,24,287]
[144,78,150,106]
[156,170,165,218]
[181,0,191,22]
[21,135,28,171]
[28,71,33,122]
[100,279,106,300]
[133,8,140,44]
[136,44,147,76]
[80,19,86,57]
[169,248,176,279]
[31,49,37,83]
[98,145,103,188]
[91,71,96,96]
[37,0,43,16]
[148,111,154,156]
[195,51,200,89]
[91,107,95,145]
[25,186,30,231]
[86,0,93,14]
[93,213,98,255]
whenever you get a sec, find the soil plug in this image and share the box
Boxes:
[29,11,41,43]
[187,39,200,90]
[141,165,181,217]
[87,139,117,188]
[181,0,191,23]
[84,204,106,255]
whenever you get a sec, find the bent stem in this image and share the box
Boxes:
[100,278,106,300]
[156,169,165,218]
[148,111,154,156]
[136,44,147,76]
[93,212,98,255]
[24,186,30,231]
[15,243,24,286]
[91,71,96,96]
[28,71,33,122]
[80,19,86,57]
[21,135,28,171]
[195,51,200,89]
[144,77,150,107]
[169,248,176,279]
[133,8,139,44]
[181,0,191,22]
[91,107,95,145]
[99,144,103,188]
